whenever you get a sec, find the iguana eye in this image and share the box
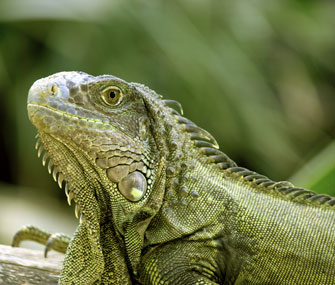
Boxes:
[101,86,122,106]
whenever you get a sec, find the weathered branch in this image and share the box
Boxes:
[0,244,64,284]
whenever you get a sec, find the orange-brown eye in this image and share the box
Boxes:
[101,87,122,106]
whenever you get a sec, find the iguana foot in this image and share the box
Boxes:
[12,225,70,257]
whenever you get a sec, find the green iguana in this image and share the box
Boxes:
[13,71,335,284]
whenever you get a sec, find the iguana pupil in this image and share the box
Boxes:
[102,86,122,105]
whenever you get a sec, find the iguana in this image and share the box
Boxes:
[13,71,335,284]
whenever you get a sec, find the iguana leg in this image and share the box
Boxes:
[138,240,224,285]
[12,225,70,256]
[13,224,132,284]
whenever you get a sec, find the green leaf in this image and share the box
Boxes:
[290,141,335,196]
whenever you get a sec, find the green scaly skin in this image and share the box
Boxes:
[13,72,335,284]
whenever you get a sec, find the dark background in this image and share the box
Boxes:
[0,0,334,246]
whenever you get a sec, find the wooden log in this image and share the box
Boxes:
[0,244,64,284]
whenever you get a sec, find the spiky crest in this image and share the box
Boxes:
[162,99,335,208]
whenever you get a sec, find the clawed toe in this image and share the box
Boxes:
[12,225,70,257]
[45,233,70,257]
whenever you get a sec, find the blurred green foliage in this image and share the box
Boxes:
[0,0,334,222]
[290,141,335,196]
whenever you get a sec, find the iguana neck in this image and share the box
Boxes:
[142,96,334,246]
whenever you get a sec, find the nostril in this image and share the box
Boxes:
[50,85,58,96]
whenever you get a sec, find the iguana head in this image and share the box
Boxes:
[27,71,171,234]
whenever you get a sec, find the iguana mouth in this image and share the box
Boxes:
[28,103,111,126]
[27,102,116,137]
